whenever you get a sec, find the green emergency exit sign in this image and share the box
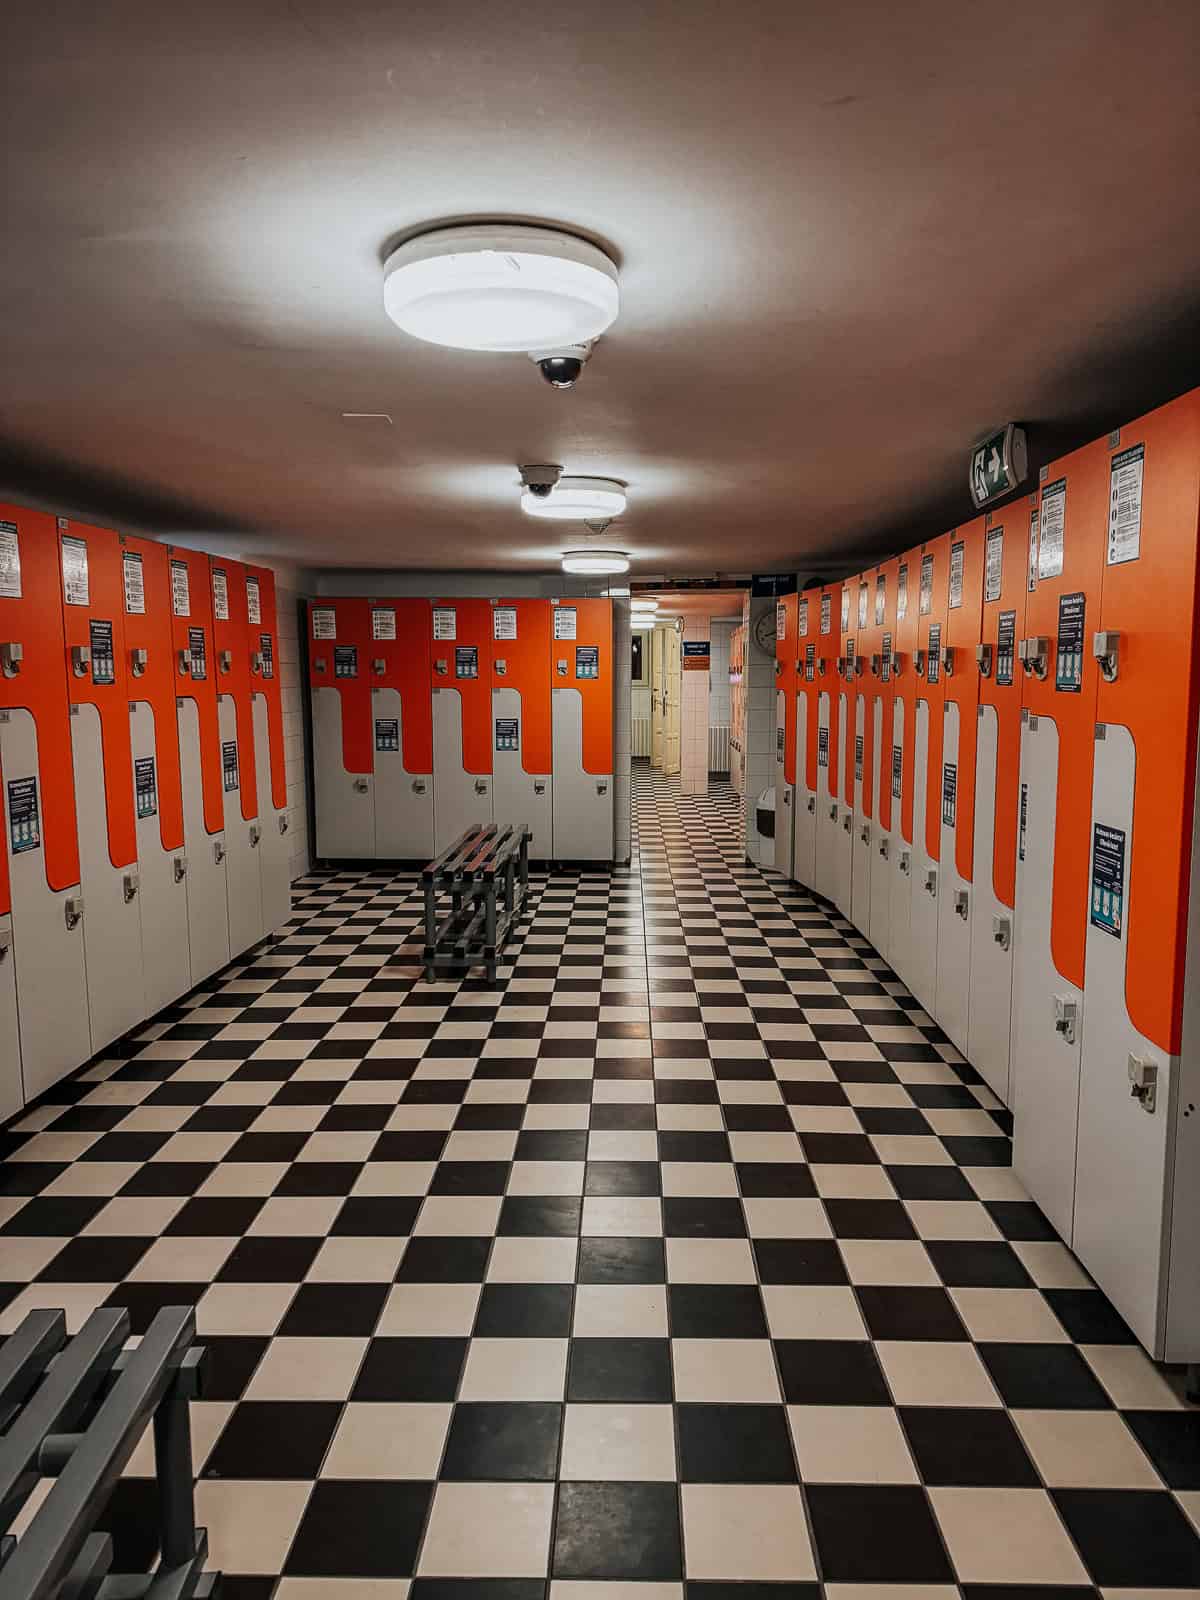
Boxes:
[969,423,1028,509]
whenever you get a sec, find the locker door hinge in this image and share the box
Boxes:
[1053,995,1078,1045]
[924,868,937,898]
[1128,1054,1158,1113]
[1,641,24,677]
[954,888,969,920]
[976,643,993,677]
[130,647,149,678]
[173,855,188,882]
[1093,631,1121,683]
[122,871,139,903]
[64,896,84,930]
[992,914,1011,951]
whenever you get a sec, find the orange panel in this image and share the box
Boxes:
[492,599,552,774]
[211,556,259,822]
[854,569,879,820]
[916,533,950,863]
[553,598,613,776]
[122,536,184,852]
[367,598,433,773]
[978,501,1032,910]
[57,519,136,871]
[873,558,899,834]
[1095,391,1200,1052]
[817,584,840,797]
[308,598,373,777]
[797,589,819,792]
[1022,439,1107,991]
[839,579,856,803]
[0,504,80,895]
[431,598,493,774]
[246,565,288,810]
[893,546,921,845]
[168,548,223,837]
[776,593,798,788]
[943,517,986,882]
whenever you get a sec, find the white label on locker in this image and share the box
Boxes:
[260,633,274,678]
[212,568,230,621]
[1027,508,1039,591]
[926,622,941,686]
[7,776,40,853]
[0,520,21,599]
[554,606,577,640]
[949,541,965,609]
[495,717,519,752]
[311,607,336,640]
[134,756,158,819]
[776,602,787,640]
[858,582,869,629]
[818,727,829,768]
[188,627,207,679]
[820,594,832,635]
[855,735,863,781]
[845,638,856,674]
[942,762,957,828]
[60,534,89,605]
[122,550,145,613]
[493,606,517,641]
[1018,782,1028,861]
[919,552,934,615]
[875,573,886,625]
[985,525,1004,602]
[1090,822,1126,938]
[1107,443,1144,565]
[371,607,397,640]
[897,563,909,620]
[222,740,239,792]
[1038,478,1066,578]
[798,598,809,638]
[433,606,457,641]
[1055,591,1085,693]
[375,718,400,752]
[804,643,815,680]
[892,745,902,799]
[881,631,892,683]
[840,588,850,632]
[245,575,261,624]
[776,726,785,757]
[89,619,115,685]
[170,559,191,616]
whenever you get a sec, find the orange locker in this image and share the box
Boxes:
[868,558,900,960]
[212,556,264,953]
[368,597,434,860]
[791,588,819,890]
[246,564,292,932]
[551,597,614,860]
[813,582,842,906]
[430,597,494,854]
[491,598,553,858]
[888,545,921,976]
[774,592,798,878]
[309,597,375,860]
[831,580,855,915]
[905,532,950,1013]
[849,569,879,936]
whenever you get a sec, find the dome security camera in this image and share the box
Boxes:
[528,343,593,390]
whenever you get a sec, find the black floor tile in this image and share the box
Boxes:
[806,1483,954,1581]
[669,1284,768,1338]
[567,1337,672,1402]
[1052,1487,1200,1586]
[774,1339,891,1405]
[441,1401,562,1480]
[677,1403,797,1482]
[553,1479,682,1579]
[474,1283,573,1337]
[204,1400,341,1479]
[285,1479,434,1577]
[900,1405,1040,1485]
[351,1337,467,1401]
[979,1343,1113,1409]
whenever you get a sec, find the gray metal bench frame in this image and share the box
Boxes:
[421,823,531,982]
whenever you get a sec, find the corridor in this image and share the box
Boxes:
[1,767,1198,1593]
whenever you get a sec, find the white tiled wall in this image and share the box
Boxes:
[708,621,735,726]
[680,616,710,796]
[741,596,777,860]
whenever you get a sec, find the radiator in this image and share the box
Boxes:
[709,723,731,773]
[632,716,651,758]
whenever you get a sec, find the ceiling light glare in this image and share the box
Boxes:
[561,550,630,576]
[384,225,619,352]
[522,476,626,521]
[630,598,659,613]
[631,617,655,630]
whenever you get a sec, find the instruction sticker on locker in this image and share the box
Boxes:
[553,606,577,640]
[7,776,40,854]
[996,610,1016,685]
[89,619,115,685]
[892,745,902,800]
[926,622,941,685]
[576,645,600,679]
[942,762,957,827]
[1038,479,1066,579]
[776,602,787,640]
[1028,507,1039,591]
[1090,823,1126,939]
[61,534,90,605]
[260,633,274,678]
[776,726,785,758]
[919,553,934,616]
[375,718,400,752]
[311,607,336,640]
[170,559,191,617]
[804,643,815,681]
[820,594,832,635]
[818,727,829,768]
[949,541,965,609]
[245,575,261,624]
[222,741,239,792]
[455,645,478,679]
[845,638,856,675]
[211,568,230,622]
[1019,783,1028,861]
[0,520,21,599]
[798,599,809,638]
[188,627,207,679]
[493,607,517,641]
[495,717,519,752]
[1107,443,1144,565]
[875,573,886,625]
[1055,592,1085,693]
[855,735,863,781]
[334,645,359,678]
[433,606,457,641]
[135,756,158,819]
[840,588,850,632]
[881,631,892,683]
[122,550,145,614]
[985,525,1004,602]
[897,564,909,620]
[371,607,397,641]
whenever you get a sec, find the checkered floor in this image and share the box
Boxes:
[3,764,1199,1597]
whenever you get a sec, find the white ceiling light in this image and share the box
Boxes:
[561,550,630,576]
[630,617,655,630]
[630,598,659,613]
[383,225,619,353]
[522,476,626,521]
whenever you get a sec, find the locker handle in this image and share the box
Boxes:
[806,796,815,814]
[0,937,10,963]
[976,643,993,678]
[1093,631,1120,683]
[841,812,852,834]
[891,651,905,677]
[828,804,838,822]
[474,779,488,795]
[924,869,937,897]
[0,641,23,678]
[64,896,84,930]
[533,780,546,795]
[174,855,188,882]
[914,648,926,678]
[878,838,889,860]
[71,644,92,679]
[177,649,192,677]
[250,651,265,675]
[870,654,882,677]
[954,888,969,920]
[123,872,139,903]
[899,850,911,876]
[992,914,1011,950]
[860,824,870,844]
[597,781,608,795]
[854,656,865,678]
[1053,995,1077,1045]
[130,647,149,678]
[218,649,233,674]
[412,779,428,795]
[1019,636,1049,678]
[942,646,955,677]
[372,658,386,675]
[353,777,369,794]
[279,815,290,834]
[1128,1054,1158,1114]
[213,841,226,865]
[249,824,262,847]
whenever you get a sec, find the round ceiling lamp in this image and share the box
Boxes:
[383,225,619,352]
[522,476,626,521]
[561,550,630,576]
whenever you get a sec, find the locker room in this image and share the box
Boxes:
[3,5,1200,1596]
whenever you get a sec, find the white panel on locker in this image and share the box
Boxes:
[774,689,794,878]
[0,914,21,1121]
[130,701,191,1019]
[253,694,292,936]
[793,693,816,891]
[888,700,913,984]
[552,687,613,861]
[850,693,871,936]
[967,706,1013,1102]
[833,689,853,916]
[372,687,435,860]
[218,696,265,957]
[869,699,891,961]
[1011,713,1082,1243]
[814,692,838,903]
[492,686,551,859]
[1,710,91,1098]
[177,698,230,986]
[934,700,970,1054]
[70,703,145,1052]
[433,688,492,855]
[313,685,375,859]
[906,700,938,1014]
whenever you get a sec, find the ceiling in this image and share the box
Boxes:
[3,1,1200,576]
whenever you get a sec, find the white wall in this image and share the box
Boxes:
[709,620,736,727]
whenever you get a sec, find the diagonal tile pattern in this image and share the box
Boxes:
[2,765,1199,1596]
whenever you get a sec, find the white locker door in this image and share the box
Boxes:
[433,688,492,855]
[851,692,871,936]
[869,699,892,961]
[833,690,853,917]
[0,914,22,1121]
[906,698,938,1014]
[218,696,265,958]
[312,685,374,859]
[967,705,1013,1103]
[1,710,91,1099]
[491,686,551,860]
[889,700,916,991]
[130,702,191,1020]
[1011,713,1082,1243]
[253,695,293,937]
[70,703,145,1052]
[815,692,838,903]
[177,698,230,986]
[934,700,971,1054]
[372,688,435,860]
[793,693,816,892]
[774,689,794,878]
[552,687,613,861]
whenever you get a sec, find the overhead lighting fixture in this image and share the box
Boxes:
[630,598,659,614]
[383,225,619,352]
[522,476,626,521]
[561,550,630,576]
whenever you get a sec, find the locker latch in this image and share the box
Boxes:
[1019,636,1049,679]
[0,641,23,678]
[914,648,926,677]
[177,649,192,677]
[1053,995,1078,1044]
[891,651,905,677]
[992,914,1011,951]
[279,814,289,834]
[878,837,889,860]
[122,871,139,904]
[829,803,838,822]
[435,658,448,675]
[860,823,870,844]
[924,868,937,897]
[1093,631,1121,683]
[1128,1054,1158,1114]
[474,779,489,795]
[597,781,608,795]
[314,657,327,673]
[870,654,882,677]
[842,811,852,834]
[353,778,369,793]
[173,856,188,882]
[835,655,847,677]
[64,896,84,930]
[954,888,969,920]
[213,840,226,864]
[71,644,92,679]
[976,643,994,678]
[942,646,955,677]
[218,649,233,674]
[250,650,265,675]
[494,659,507,676]
[533,780,546,795]
[372,658,386,675]
[556,659,568,676]
[412,779,428,795]
[130,647,148,679]
[782,790,791,807]
[854,656,865,678]
[0,933,10,963]
[899,850,911,876]
[774,658,783,677]
[249,824,262,847]
[817,659,827,677]
[806,795,815,813]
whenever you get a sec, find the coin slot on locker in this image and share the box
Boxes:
[491,599,552,858]
[309,598,375,861]
[431,598,493,854]
[370,598,434,861]
[551,598,613,861]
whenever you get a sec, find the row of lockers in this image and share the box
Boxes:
[774,387,1200,1363]
[0,505,292,1121]
[307,596,615,862]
